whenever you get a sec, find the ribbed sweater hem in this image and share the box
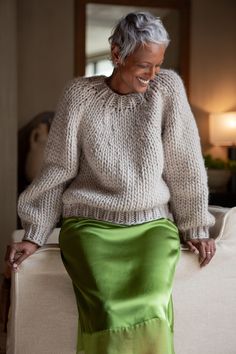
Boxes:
[62,203,174,225]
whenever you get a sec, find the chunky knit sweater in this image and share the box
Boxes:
[18,69,215,246]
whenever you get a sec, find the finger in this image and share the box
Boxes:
[9,252,23,270]
[11,263,18,272]
[201,244,216,267]
[212,241,217,254]
[12,251,31,269]
[209,244,216,256]
[199,242,207,265]
[14,252,23,261]
[186,241,199,255]
[8,246,18,267]
[200,250,212,267]
[200,240,215,266]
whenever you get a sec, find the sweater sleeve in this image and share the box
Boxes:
[161,71,215,241]
[18,80,82,246]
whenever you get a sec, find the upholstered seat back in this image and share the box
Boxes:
[7,207,236,354]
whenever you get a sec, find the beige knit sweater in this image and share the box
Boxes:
[18,69,215,246]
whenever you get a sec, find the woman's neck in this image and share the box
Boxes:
[106,69,131,95]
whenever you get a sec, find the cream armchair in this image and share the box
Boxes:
[6,206,236,354]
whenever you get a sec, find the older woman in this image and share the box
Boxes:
[8,12,215,354]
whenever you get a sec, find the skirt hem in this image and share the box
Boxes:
[82,316,174,336]
[78,316,175,354]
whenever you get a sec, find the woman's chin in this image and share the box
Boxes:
[135,85,149,93]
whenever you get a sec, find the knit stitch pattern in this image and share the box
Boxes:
[18,69,215,245]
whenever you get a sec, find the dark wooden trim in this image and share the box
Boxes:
[74,0,191,90]
[209,192,236,208]
[76,0,188,7]
[74,0,86,76]
[178,0,191,94]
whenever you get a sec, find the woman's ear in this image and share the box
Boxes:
[111,44,121,66]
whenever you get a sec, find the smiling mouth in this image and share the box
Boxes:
[137,77,150,85]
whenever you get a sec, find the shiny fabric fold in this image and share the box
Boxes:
[59,217,180,354]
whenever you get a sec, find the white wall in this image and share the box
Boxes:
[0,0,17,271]
[190,0,236,157]
[18,0,74,128]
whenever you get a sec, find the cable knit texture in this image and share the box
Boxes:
[18,69,215,245]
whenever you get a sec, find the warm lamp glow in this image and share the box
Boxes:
[209,112,236,146]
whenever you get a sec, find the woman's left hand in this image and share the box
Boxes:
[185,238,216,267]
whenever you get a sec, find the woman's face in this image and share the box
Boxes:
[111,42,166,94]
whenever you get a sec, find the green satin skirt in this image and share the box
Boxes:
[59,217,180,354]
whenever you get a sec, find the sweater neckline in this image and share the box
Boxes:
[88,75,146,108]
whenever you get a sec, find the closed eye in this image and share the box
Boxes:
[137,63,163,69]
[137,64,149,69]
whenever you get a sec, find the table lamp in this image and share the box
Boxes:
[209,111,236,160]
[210,111,236,193]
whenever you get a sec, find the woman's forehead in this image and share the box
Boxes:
[127,43,166,62]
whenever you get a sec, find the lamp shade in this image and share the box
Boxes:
[209,112,236,146]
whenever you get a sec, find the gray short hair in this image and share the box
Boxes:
[108,12,170,62]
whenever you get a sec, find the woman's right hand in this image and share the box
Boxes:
[5,241,40,272]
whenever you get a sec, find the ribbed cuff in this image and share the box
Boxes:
[181,226,210,241]
[22,223,52,246]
